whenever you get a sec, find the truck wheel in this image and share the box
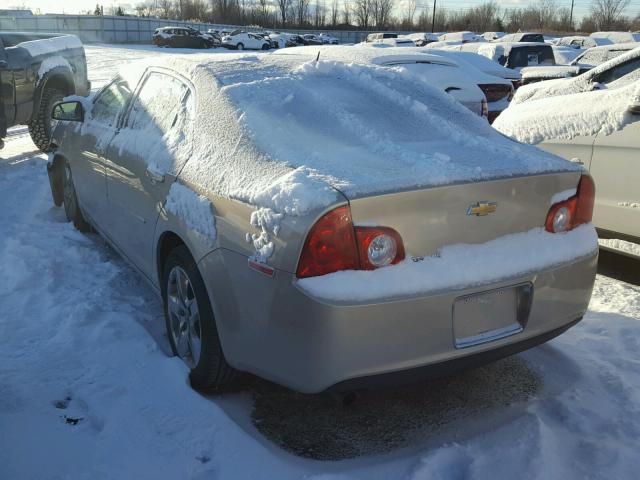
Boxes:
[163,245,237,391]
[62,160,91,232]
[28,87,65,153]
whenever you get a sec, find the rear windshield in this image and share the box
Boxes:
[520,34,544,43]
[508,46,554,68]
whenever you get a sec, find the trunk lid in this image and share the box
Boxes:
[348,171,582,258]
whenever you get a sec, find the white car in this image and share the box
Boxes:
[222,31,270,50]
[363,38,416,47]
[438,31,483,43]
[513,46,640,104]
[555,35,611,49]
[570,42,640,71]
[318,33,339,44]
[425,49,516,121]
[403,32,439,46]
[590,31,640,44]
[494,81,640,244]
[274,45,489,118]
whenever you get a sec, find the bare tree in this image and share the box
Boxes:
[342,0,351,25]
[158,0,173,17]
[330,0,339,26]
[314,0,326,27]
[277,0,290,25]
[371,0,394,28]
[590,0,630,29]
[353,0,371,28]
[403,0,417,27]
[294,0,311,25]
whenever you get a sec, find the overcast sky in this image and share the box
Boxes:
[1,0,638,21]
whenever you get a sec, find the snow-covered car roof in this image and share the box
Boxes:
[403,32,439,42]
[571,42,640,66]
[590,31,640,44]
[438,31,482,42]
[494,80,640,144]
[106,53,578,215]
[520,65,580,81]
[515,46,640,104]
[272,45,486,107]
[272,45,460,68]
[426,48,520,81]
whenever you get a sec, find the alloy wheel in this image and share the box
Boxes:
[167,266,202,368]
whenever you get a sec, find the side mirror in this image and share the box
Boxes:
[52,101,84,122]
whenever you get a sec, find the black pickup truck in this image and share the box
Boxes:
[0,32,90,152]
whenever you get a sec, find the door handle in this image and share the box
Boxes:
[145,167,165,184]
[571,157,584,165]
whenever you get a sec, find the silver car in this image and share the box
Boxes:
[47,54,597,393]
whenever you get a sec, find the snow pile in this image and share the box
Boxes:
[14,34,83,56]
[494,81,639,144]
[599,238,640,257]
[165,182,216,245]
[298,225,598,302]
[248,207,284,262]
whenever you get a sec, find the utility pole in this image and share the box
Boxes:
[569,0,574,31]
[431,0,436,33]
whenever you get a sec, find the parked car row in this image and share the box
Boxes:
[494,46,640,244]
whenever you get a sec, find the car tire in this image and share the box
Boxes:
[236,43,244,50]
[61,160,91,232]
[163,245,237,391]
[261,43,269,50]
[28,86,65,153]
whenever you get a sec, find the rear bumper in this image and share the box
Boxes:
[329,316,582,391]
[201,249,597,393]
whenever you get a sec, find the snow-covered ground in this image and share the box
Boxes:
[1,44,640,479]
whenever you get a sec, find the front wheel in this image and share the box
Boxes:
[28,87,65,153]
[163,245,237,391]
[236,43,244,50]
[62,160,91,232]
[261,43,269,50]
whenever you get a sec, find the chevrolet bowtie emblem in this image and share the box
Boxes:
[467,201,497,216]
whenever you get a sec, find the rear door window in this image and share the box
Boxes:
[128,72,191,135]
[595,58,640,85]
[124,71,194,172]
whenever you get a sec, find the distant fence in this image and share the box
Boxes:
[0,14,397,44]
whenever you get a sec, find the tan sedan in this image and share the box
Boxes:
[47,54,597,393]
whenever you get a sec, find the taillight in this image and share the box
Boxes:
[478,84,512,102]
[296,206,405,278]
[545,175,595,233]
[296,205,359,278]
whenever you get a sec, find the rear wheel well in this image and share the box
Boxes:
[157,232,186,291]
[41,73,75,97]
